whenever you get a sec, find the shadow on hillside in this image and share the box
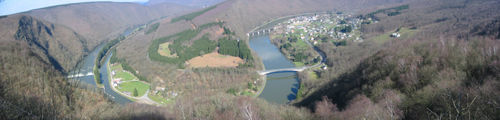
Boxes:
[108,113,174,120]
[294,53,381,111]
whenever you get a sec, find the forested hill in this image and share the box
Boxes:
[184,0,416,40]
[24,2,195,49]
[0,15,87,72]
[0,2,195,119]
[0,0,499,119]
[295,0,500,119]
[114,0,414,91]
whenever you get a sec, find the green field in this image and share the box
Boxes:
[294,62,305,67]
[148,93,171,104]
[397,27,418,40]
[293,37,309,50]
[115,71,136,81]
[240,91,254,96]
[372,32,392,44]
[158,42,177,57]
[111,64,137,81]
[372,27,417,44]
[117,81,150,97]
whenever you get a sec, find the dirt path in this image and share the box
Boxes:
[136,89,158,105]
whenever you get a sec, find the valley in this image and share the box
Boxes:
[1,0,499,119]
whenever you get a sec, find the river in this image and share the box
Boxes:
[249,35,300,104]
[68,27,140,104]
[101,52,132,104]
[68,44,104,86]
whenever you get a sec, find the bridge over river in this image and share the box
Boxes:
[247,28,274,37]
[257,67,306,75]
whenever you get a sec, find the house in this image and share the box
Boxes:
[113,78,121,84]
[155,87,166,94]
[391,32,401,38]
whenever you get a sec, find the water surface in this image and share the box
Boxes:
[249,35,299,104]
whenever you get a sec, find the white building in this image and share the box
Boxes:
[391,32,401,38]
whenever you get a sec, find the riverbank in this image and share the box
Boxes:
[105,53,160,105]
[248,13,330,104]
[105,53,138,101]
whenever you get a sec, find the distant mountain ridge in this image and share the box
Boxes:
[23,2,195,49]
[0,1,198,74]
[147,0,225,7]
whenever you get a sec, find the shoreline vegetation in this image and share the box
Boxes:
[93,36,125,87]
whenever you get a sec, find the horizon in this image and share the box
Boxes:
[0,0,149,16]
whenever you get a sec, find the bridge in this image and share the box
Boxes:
[257,67,307,75]
[247,28,274,37]
[67,72,94,78]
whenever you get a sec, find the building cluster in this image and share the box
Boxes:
[273,13,366,45]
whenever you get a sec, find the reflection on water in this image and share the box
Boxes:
[249,35,299,104]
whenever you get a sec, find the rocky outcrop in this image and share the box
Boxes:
[13,16,86,72]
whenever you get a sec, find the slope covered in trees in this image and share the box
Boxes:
[295,0,500,119]
[24,2,195,49]
[0,15,87,72]
[2,0,500,119]
[218,36,252,60]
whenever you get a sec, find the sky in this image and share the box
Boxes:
[0,0,149,16]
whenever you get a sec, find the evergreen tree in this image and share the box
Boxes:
[133,88,139,97]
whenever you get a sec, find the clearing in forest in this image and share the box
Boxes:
[117,81,150,97]
[186,52,243,68]
[158,42,177,57]
[372,27,418,44]
[111,64,137,81]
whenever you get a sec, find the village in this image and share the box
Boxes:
[272,12,370,46]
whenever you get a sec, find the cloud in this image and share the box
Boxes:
[0,0,149,16]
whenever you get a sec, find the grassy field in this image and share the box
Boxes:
[148,93,171,104]
[115,71,136,81]
[294,62,305,67]
[397,27,418,40]
[372,27,417,44]
[293,37,309,50]
[158,42,177,57]
[240,90,254,96]
[111,64,137,81]
[117,81,150,97]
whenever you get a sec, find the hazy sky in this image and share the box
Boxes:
[0,0,149,16]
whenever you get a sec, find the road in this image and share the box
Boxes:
[102,53,133,104]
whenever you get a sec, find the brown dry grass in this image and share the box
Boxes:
[186,52,243,68]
